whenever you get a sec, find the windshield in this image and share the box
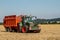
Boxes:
[25,16,37,22]
[32,17,36,20]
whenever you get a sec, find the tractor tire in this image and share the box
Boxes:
[33,29,41,33]
[36,29,41,33]
[22,27,26,33]
[21,27,28,33]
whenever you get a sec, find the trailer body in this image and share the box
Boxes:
[3,15,22,32]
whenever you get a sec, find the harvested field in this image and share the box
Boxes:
[0,24,60,40]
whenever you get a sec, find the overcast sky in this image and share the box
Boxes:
[0,0,60,22]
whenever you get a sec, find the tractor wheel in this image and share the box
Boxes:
[22,27,26,33]
[36,29,41,33]
[22,27,28,33]
[33,29,41,33]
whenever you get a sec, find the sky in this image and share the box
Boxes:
[0,0,60,22]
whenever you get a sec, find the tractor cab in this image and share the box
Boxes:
[21,15,37,26]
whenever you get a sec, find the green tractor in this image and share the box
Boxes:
[19,15,41,33]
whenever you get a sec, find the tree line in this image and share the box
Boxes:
[34,18,60,24]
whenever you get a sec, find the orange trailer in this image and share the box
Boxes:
[3,15,22,32]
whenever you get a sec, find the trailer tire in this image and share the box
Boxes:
[5,27,10,32]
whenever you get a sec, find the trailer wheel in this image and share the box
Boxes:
[5,27,10,32]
